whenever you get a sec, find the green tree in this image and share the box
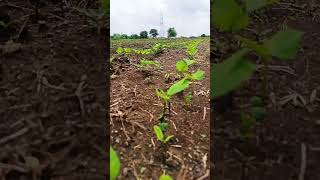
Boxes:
[149,29,159,38]
[140,31,148,38]
[201,34,206,37]
[167,27,177,38]
[130,34,140,39]
[111,33,122,40]
[121,34,128,39]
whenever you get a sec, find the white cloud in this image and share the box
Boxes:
[110,0,210,37]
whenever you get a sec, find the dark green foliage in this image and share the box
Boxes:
[167,27,177,38]
[140,31,149,38]
[149,29,159,38]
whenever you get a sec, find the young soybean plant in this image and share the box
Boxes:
[110,146,121,180]
[136,58,161,72]
[156,77,191,116]
[186,40,200,60]
[154,125,174,162]
[212,0,302,132]
[176,59,205,81]
[159,173,173,180]
[212,0,302,100]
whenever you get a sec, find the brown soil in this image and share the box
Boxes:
[0,1,107,179]
[212,1,320,180]
[111,40,210,179]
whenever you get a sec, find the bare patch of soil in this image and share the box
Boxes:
[0,1,107,179]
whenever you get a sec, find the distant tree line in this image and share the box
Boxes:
[111,27,208,40]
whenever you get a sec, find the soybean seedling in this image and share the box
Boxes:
[75,0,108,34]
[156,77,191,116]
[184,91,193,106]
[186,40,200,59]
[110,146,121,180]
[136,58,161,71]
[159,173,173,180]
[239,96,266,139]
[212,0,302,100]
[154,125,174,161]
[152,43,166,56]
[176,59,204,81]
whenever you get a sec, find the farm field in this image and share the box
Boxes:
[110,37,210,179]
[212,0,320,179]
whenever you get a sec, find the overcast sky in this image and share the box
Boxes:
[110,0,210,37]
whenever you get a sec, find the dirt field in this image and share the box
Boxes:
[0,1,108,179]
[110,38,210,179]
[212,1,320,180]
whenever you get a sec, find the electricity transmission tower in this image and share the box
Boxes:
[159,11,164,38]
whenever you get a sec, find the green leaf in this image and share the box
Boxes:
[101,0,109,12]
[110,146,121,180]
[116,47,123,54]
[212,0,249,32]
[240,112,255,132]
[183,59,196,66]
[156,89,170,102]
[250,96,263,106]
[124,48,132,54]
[154,125,164,142]
[191,70,205,81]
[176,60,188,72]
[167,78,190,97]
[159,174,173,180]
[164,135,174,143]
[264,28,303,59]
[250,106,266,121]
[159,122,168,132]
[237,36,270,58]
[212,49,255,98]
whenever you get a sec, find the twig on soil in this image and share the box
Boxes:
[0,104,32,114]
[15,14,30,41]
[121,118,130,141]
[75,76,88,117]
[170,108,177,115]
[310,146,320,151]
[131,162,140,180]
[138,106,154,122]
[42,77,67,91]
[171,145,182,148]
[151,138,156,150]
[0,127,29,145]
[133,85,137,97]
[202,107,206,121]
[4,2,32,11]
[0,162,28,173]
[169,119,178,132]
[196,169,210,180]
[110,101,120,107]
[176,165,188,180]
[299,143,307,180]
[167,151,183,162]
